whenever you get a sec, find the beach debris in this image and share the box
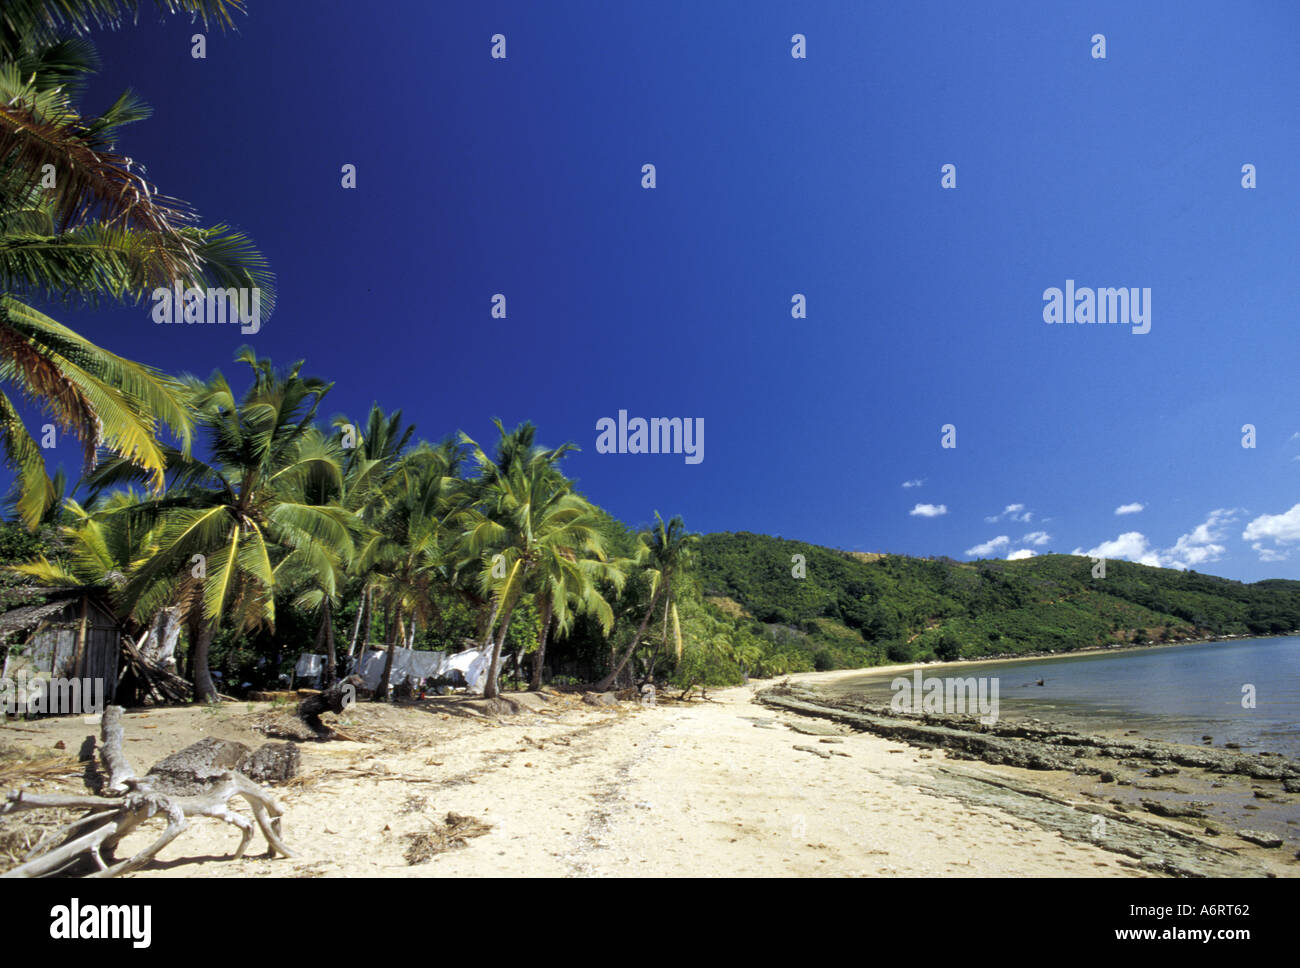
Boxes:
[818,737,844,744]
[402,812,491,864]
[785,721,843,737]
[582,692,620,708]
[793,745,833,759]
[1,706,292,877]
[146,737,299,789]
[1235,829,1283,848]
[298,675,365,736]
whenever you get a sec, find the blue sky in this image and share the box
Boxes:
[12,1,1300,581]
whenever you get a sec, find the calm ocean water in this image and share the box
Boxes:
[826,636,1300,760]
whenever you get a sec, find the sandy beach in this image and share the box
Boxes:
[7,671,1296,878]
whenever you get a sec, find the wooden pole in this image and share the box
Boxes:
[72,594,89,679]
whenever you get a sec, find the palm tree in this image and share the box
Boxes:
[528,525,625,691]
[0,10,273,527]
[356,440,462,699]
[275,429,358,684]
[331,405,416,664]
[86,350,348,701]
[596,513,698,691]
[1,1,244,62]
[7,488,151,591]
[459,425,605,699]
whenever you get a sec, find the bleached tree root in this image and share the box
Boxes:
[0,707,293,878]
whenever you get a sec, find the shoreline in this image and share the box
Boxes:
[2,680,1296,878]
[787,631,1299,691]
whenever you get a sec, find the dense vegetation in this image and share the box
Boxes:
[695,532,1300,669]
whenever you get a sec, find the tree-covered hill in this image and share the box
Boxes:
[696,532,1300,670]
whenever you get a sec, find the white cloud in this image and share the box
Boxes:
[1114,502,1144,515]
[965,535,1009,557]
[1242,504,1300,561]
[910,503,947,518]
[1253,542,1288,563]
[1074,531,1162,568]
[1074,509,1242,571]
[1007,549,1037,560]
[901,479,924,488]
[1162,508,1239,569]
[986,503,1033,524]
[1022,531,1051,546]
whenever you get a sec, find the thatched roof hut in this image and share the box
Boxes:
[0,586,124,703]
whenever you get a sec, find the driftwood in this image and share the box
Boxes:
[118,631,192,705]
[0,706,292,877]
[98,706,135,794]
[297,675,363,735]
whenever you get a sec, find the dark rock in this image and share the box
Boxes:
[1235,829,1283,848]
[1099,771,1116,783]
[1140,798,1208,819]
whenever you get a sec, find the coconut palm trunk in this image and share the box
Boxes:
[374,599,398,700]
[483,596,521,699]
[347,587,368,660]
[595,585,663,691]
[323,600,337,684]
[193,619,219,703]
[479,595,500,654]
[530,598,554,691]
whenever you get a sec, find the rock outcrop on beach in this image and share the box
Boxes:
[757,686,1300,782]
[757,684,1299,878]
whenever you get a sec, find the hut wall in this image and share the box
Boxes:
[7,598,121,703]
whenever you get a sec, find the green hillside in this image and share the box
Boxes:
[696,532,1300,670]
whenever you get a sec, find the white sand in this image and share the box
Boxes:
[38,681,1145,878]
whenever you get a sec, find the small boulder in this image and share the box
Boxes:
[1236,829,1283,848]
